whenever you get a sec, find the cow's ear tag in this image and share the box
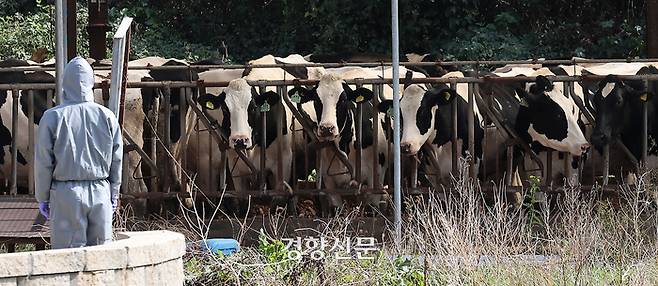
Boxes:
[260,102,271,112]
[640,93,649,102]
[443,91,452,101]
[356,95,365,103]
[291,91,302,103]
[205,101,215,110]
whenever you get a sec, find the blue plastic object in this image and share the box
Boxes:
[200,239,240,256]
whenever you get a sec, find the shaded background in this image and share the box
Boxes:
[0,0,649,63]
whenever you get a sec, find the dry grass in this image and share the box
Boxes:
[121,161,658,285]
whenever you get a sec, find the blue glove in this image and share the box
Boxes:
[38,202,50,220]
[111,197,119,212]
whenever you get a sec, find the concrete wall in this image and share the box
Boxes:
[0,230,186,286]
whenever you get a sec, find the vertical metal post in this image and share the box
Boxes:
[506,146,513,186]
[55,0,66,103]
[28,90,35,195]
[565,153,573,181]
[546,150,553,186]
[276,86,285,190]
[179,88,189,190]
[450,80,458,175]
[354,79,363,183]
[66,0,77,60]
[602,145,610,186]
[642,80,649,168]
[467,82,475,179]
[47,90,54,108]
[163,87,172,193]
[258,82,267,191]
[372,84,381,189]
[391,0,402,248]
[10,89,18,195]
[101,80,110,107]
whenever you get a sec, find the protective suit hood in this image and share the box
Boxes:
[62,57,95,103]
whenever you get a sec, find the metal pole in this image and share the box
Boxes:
[642,80,649,168]
[10,90,18,195]
[450,80,458,175]
[55,0,66,103]
[28,90,35,195]
[391,0,402,248]
[467,82,475,179]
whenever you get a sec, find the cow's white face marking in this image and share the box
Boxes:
[400,85,433,155]
[315,73,345,140]
[526,81,590,156]
[223,78,253,148]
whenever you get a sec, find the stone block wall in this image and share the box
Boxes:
[0,231,186,286]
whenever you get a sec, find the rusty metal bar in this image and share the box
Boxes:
[5,58,658,72]
[258,82,267,191]
[276,85,285,191]
[354,79,363,183]
[602,145,610,186]
[28,90,34,195]
[506,146,514,186]
[101,80,110,107]
[46,90,54,109]
[565,153,573,181]
[372,83,382,189]
[10,89,18,195]
[179,87,190,191]
[163,87,172,193]
[123,130,157,171]
[546,150,553,186]
[642,79,649,168]
[450,80,458,175]
[467,82,475,179]
[410,156,418,190]
[5,74,658,90]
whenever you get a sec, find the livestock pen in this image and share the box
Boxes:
[0,58,657,221]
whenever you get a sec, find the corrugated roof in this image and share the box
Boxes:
[0,196,49,238]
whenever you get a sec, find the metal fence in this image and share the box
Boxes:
[0,61,655,215]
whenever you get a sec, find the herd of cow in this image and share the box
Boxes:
[0,54,656,214]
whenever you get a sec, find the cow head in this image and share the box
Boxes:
[590,75,651,153]
[516,75,590,156]
[290,73,373,141]
[377,84,457,155]
[197,78,279,150]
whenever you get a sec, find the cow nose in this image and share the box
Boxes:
[401,143,412,154]
[580,144,590,153]
[232,137,250,149]
[318,125,336,137]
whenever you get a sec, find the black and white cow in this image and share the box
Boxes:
[376,71,488,188]
[482,67,590,184]
[195,54,324,197]
[288,68,391,208]
[585,64,658,181]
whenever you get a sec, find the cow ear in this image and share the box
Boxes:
[530,75,553,94]
[428,88,457,106]
[289,86,318,104]
[377,100,393,114]
[347,87,374,104]
[197,92,225,110]
[255,91,281,106]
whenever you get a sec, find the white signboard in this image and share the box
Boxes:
[109,17,133,117]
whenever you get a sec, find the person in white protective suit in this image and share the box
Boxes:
[34,57,123,249]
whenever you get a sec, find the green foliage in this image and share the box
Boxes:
[0,0,649,62]
[0,0,90,61]
[524,175,543,230]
